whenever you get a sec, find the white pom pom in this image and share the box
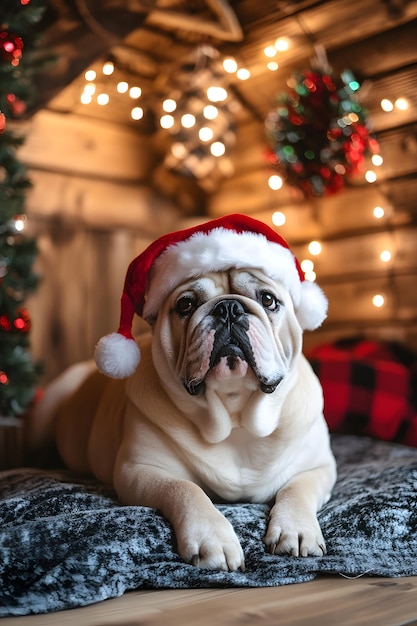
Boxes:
[94,333,141,378]
[296,281,328,331]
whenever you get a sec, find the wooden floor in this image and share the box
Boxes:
[3,576,417,626]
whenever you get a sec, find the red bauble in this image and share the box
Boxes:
[0,30,24,65]
[7,93,26,117]
[0,308,32,333]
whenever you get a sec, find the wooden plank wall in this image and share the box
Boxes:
[20,110,180,383]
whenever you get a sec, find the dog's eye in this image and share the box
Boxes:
[175,295,196,317]
[260,291,280,311]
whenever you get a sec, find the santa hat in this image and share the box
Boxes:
[94,213,328,378]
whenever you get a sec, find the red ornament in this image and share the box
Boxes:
[0,315,11,331]
[0,30,24,66]
[6,94,26,117]
[0,308,31,333]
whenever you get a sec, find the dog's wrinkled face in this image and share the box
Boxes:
[152,268,303,399]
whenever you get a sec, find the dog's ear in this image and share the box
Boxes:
[296,281,328,331]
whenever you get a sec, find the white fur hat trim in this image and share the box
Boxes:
[143,228,327,330]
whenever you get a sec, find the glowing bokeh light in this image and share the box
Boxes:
[301,259,314,273]
[372,294,385,307]
[268,174,283,190]
[272,211,286,226]
[163,99,177,112]
[117,81,129,94]
[131,107,143,120]
[308,241,322,256]
[210,141,226,157]
[223,58,238,73]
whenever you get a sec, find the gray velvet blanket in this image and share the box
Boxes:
[1,434,417,617]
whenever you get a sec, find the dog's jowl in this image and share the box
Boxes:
[28,214,336,572]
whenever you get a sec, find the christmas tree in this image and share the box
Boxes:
[0,0,48,416]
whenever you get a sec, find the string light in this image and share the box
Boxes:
[395,97,409,111]
[129,86,142,99]
[97,93,109,106]
[157,47,239,180]
[272,211,286,226]
[102,61,114,75]
[80,92,92,104]
[223,58,238,73]
[237,68,250,80]
[117,81,129,94]
[371,154,383,166]
[199,127,214,142]
[372,294,385,307]
[267,62,279,71]
[308,241,322,256]
[77,41,251,178]
[300,257,317,281]
[304,269,316,282]
[274,37,290,51]
[221,57,250,80]
[380,97,409,113]
[181,113,196,128]
[210,141,226,157]
[163,98,177,113]
[268,174,283,190]
[365,170,377,183]
[13,215,26,231]
[264,46,277,58]
[373,206,385,218]
[301,259,314,273]
[380,250,392,263]
[160,114,174,129]
[131,107,143,120]
[207,86,228,102]
[171,143,188,159]
[381,99,394,112]
[80,64,144,123]
[203,105,218,120]
[81,82,95,103]
[84,83,96,96]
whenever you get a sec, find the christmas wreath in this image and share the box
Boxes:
[266,67,379,197]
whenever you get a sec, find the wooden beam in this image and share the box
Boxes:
[30,1,150,113]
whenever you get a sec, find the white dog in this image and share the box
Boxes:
[28,214,336,572]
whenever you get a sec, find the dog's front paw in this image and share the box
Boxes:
[176,508,245,572]
[264,505,326,557]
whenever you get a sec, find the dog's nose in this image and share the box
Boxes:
[212,299,246,324]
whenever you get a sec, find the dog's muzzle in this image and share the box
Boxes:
[184,298,282,396]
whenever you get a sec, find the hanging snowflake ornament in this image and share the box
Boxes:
[265,63,380,197]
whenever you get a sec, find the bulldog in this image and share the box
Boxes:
[28,214,336,572]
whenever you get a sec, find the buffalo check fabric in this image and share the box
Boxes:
[308,339,417,447]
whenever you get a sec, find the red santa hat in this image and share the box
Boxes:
[94,213,328,378]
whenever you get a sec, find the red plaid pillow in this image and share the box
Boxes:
[307,339,417,447]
